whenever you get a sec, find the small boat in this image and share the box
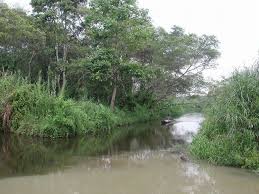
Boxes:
[161,116,175,125]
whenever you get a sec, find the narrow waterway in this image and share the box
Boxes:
[0,113,258,194]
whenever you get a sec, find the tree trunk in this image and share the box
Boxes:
[55,43,59,63]
[28,50,36,82]
[60,44,67,96]
[110,85,117,111]
[60,70,66,96]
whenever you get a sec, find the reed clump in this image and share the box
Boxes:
[191,68,259,170]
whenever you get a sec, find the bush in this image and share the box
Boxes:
[0,75,161,138]
[190,68,259,170]
[191,128,259,168]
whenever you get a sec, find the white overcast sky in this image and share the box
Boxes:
[3,0,259,80]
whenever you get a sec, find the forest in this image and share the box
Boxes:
[0,0,219,137]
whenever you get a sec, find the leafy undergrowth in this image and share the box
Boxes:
[0,75,158,138]
[190,68,259,170]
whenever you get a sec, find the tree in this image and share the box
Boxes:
[148,26,220,100]
[0,3,45,79]
[31,0,87,95]
[0,1,220,111]
[84,0,154,110]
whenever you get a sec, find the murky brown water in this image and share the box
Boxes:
[0,113,258,194]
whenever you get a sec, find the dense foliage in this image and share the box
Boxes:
[191,68,259,170]
[0,0,219,137]
[0,1,219,108]
[0,75,161,137]
[1,0,259,173]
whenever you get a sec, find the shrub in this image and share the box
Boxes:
[190,68,259,170]
[0,75,161,138]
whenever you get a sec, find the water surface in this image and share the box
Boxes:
[0,113,258,194]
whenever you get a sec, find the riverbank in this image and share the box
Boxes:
[190,68,259,170]
[0,75,168,138]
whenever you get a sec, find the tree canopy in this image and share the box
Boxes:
[0,0,220,110]
[0,3,45,78]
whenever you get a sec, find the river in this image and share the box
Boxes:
[0,113,258,194]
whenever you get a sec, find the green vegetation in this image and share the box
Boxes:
[1,0,258,174]
[0,75,161,137]
[0,0,219,138]
[190,68,259,170]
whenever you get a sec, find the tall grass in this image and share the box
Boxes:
[190,68,259,170]
[0,75,160,138]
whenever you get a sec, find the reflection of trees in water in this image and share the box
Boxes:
[0,135,72,178]
[0,122,171,178]
[1,134,11,160]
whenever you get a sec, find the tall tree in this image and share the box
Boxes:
[148,26,220,100]
[31,0,87,95]
[84,0,154,110]
[0,3,45,80]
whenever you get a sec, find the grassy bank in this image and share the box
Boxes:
[0,75,161,138]
[190,68,259,170]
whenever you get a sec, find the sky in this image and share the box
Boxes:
[3,0,259,80]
